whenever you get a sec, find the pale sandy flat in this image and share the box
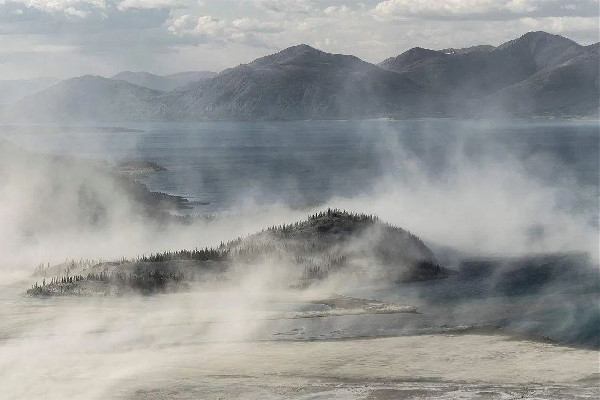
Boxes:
[120,334,599,399]
[147,334,599,385]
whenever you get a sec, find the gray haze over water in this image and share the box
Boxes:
[7,119,599,215]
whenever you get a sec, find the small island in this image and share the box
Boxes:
[27,210,446,296]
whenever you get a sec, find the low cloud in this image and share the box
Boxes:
[0,0,196,15]
[252,0,314,15]
[168,14,281,47]
[117,0,192,10]
[231,17,282,33]
[0,0,598,78]
[168,14,225,38]
[0,0,106,17]
[371,0,599,21]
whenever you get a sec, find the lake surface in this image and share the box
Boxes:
[5,119,599,215]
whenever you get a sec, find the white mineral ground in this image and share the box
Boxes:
[1,285,598,399]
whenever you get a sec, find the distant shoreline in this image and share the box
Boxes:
[0,124,144,133]
[5,116,600,126]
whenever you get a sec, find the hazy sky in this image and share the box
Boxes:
[0,0,598,79]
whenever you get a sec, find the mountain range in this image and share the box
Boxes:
[2,31,598,122]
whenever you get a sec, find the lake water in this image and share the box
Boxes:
[6,119,599,215]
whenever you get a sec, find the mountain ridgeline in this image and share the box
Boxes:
[111,70,216,92]
[28,210,445,296]
[4,31,598,121]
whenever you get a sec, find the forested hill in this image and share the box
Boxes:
[28,210,445,296]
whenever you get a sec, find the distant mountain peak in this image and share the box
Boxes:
[113,71,157,78]
[522,30,565,40]
[439,45,495,55]
[407,46,436,53]
[277,43,325,59]
[68,75,108,83]
[378,47,443,72]
[496,30,582,70]
[278,44,323,56]
[396,47,442,59]
[249,44,326,68]
[498,30,579,50]
[288,43,319,52]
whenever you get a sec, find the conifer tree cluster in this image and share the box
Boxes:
[26,209,442,296]
[27,268,187,296]
[139,248,227,262]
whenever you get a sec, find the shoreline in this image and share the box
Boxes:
[1,117,599,128]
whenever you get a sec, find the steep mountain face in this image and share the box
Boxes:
[0,77,58,105]
[3,75,162,122]
[378,31,589,107]
[112,71,216,91]
[155,45,424,120]
[494,31,582,70]
[483,43,599,116]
